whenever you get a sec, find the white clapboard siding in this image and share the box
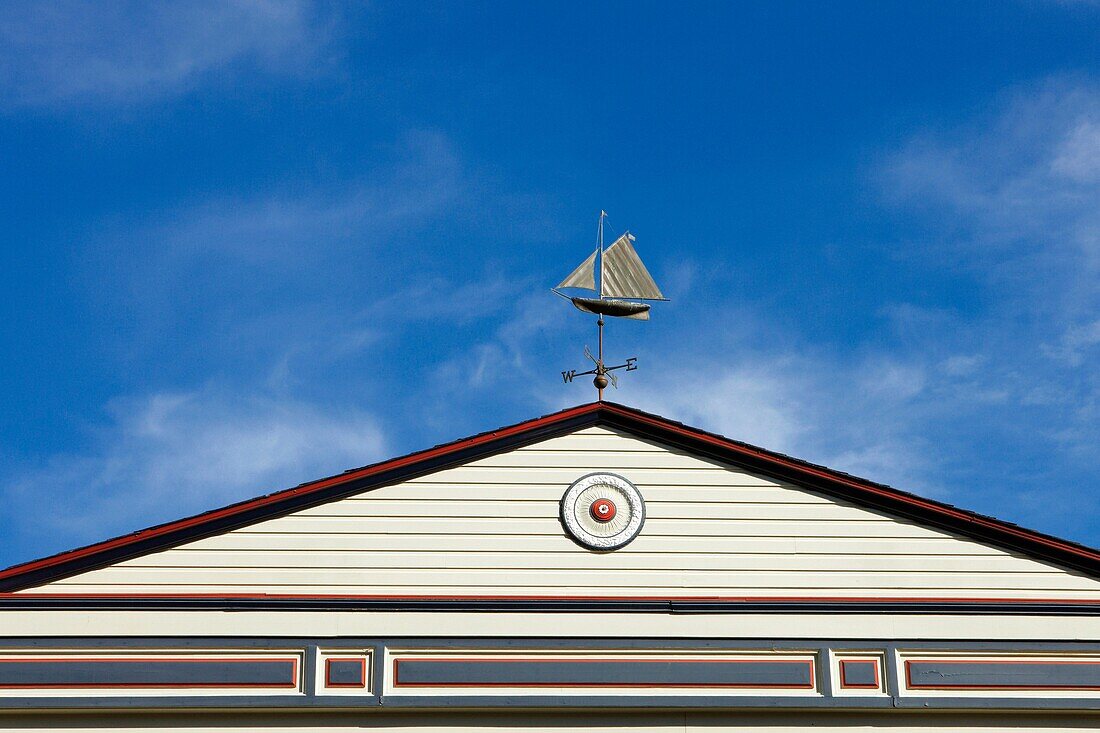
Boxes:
[49,568,1099,590]
[220,517,949,538]
[130,552,1036,572]
[40,586,1100,599]
[182,533,1011,554]
[30,426,1100,598]
[371,485,836,502]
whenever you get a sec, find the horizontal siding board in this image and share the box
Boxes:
[406,468,789,487]
[2,609,1097,639]
[469,449,739,469]
[38,584,1100,598]
[123,551,1065,573]
[180,533,1012,555]
[342,486,835,503]
[46,568,1100,591]
[517,437,670,451]
[34,427,1100,597]
[241,517,954,538]
[294,501,878,521]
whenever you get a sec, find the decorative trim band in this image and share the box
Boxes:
[0,657,298,690]
[4,594,1099,615]
[0,640,1095,710]
[392,657,815,690]
[905,659,1100,691]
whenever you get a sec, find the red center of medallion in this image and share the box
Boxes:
[590,498,617,523]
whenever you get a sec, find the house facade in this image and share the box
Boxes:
[0,401,1097,731]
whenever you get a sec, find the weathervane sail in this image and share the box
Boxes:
[553,211,669,399]
[553,212,667,320]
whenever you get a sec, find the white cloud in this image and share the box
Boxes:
[883,80,1100,377]
[0,0,333,107]
[884,82,1100,276]
[626,350,944,498]
[427,291,561,404]
[0,124,560,561]
[1051,120,1100,182]
[941,354,984,377]
[77,129,467,361]
[630,363,808,454]
[140,129,461,264]
[431,278,947,496]
[3,387,386,546]
[864,79,1100,540]
[1043,318,1100,366]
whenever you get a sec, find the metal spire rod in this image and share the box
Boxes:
[597,317,605,401]
[598,210,606,299]
[560,314,636,399]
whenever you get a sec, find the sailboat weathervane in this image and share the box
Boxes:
[553,211,668,399]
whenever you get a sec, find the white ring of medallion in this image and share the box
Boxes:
[559,472,645,551]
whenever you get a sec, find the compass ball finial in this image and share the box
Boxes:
[593,374,609,390]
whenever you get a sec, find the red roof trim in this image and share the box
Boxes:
[1,400,1098,591]
[597,403,1100,568]
[0,403,599,589]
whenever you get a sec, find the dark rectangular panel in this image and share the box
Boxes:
[906,660,1100,690]
[0,658,298,689]
[394,658,814,689]
[325,659,367,688]
[839,660,879,688]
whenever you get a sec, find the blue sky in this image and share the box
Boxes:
[2,1,1100,568]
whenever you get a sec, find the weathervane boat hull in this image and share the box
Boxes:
[570,296,650,320]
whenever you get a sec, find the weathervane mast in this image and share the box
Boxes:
[598,210,605,298]
[552,211,668,399]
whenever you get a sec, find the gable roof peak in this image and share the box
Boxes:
[1,400,1098,592]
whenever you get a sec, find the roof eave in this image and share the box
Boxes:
[1,400,1098,593]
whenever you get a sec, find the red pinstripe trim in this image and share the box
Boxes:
[838,659,881,689]
[391,656,815,689]
[0,657,299,689]
[3,592,1098,604]
[324,657,368,689]
[904,658,1100,691]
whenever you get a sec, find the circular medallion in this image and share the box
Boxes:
[560,473,645,550]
